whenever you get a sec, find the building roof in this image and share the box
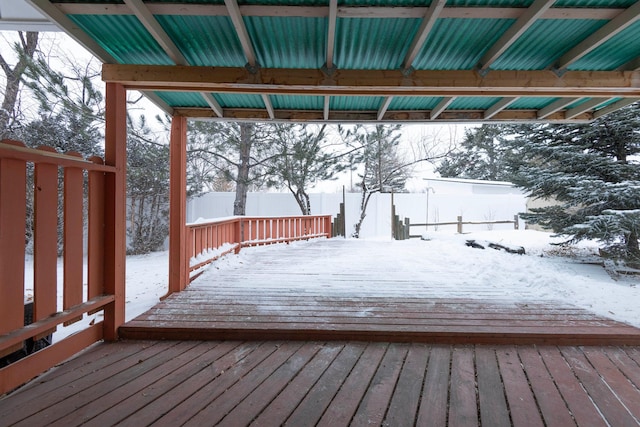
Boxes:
[25,0,640,123]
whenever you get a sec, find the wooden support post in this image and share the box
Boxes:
[103,82,127,341]
[169,115,188,294]
[514,214,519,230]
[457,215,463,234]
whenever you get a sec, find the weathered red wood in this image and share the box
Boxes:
[560,346,639,426]
[0,140,115,172]
[0,140,27,358]
[384,343,429,426]
[88,156,106,303]
[285,343,366,425]
[448,346,478,427]
[476,347,511,427]
[496,347,544,427]
[605,347,640,390]
[168,114,188,294]
[216,343,323,426]
[33,147,58,329]
[104,82,127,340]
[63,154,84,325]
[351,343,409,426]
[518,347,577,427]
[536,346,608,427]
[416,345,450,426]
[254,343,344,426]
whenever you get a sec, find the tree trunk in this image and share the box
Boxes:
[626,230,640,259]
[233,123,252,216]
[353,181,374,238]
[0,32,39,139]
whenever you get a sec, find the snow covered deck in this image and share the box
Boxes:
[121,238,640,346]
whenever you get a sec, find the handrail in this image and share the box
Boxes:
[186,215,332,282]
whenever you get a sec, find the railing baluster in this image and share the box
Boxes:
[63,153,84,325]
[88,156,105,304]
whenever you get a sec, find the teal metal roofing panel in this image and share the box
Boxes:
[271,95,324,110]
[553,0,635,6]
[215,93,265,108]
[595,97,623,110]
[334,18,421,69]
[412,19,515,70]
[330,96,384,110]
[388,97,442,110]
[566,98,591,109]
[491,19,608,70]
[155,15,247,67]
[245,17,326,68]
[508,97,559,109]
[449,97,502,109]
[67,15,173,65]
[445,0,530,5]
[568,21,640,71]
[155,92,209,108]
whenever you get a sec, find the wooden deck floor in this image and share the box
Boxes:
[121,239,640,346]
[2,340,640,426]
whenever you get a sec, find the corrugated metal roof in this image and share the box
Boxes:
[216,93,265,108]
[156,92,210,108]
[246,16,326,68]
[449,97,502,109]
[68,14,173,64]
[331,96,384,110]
[271,95,324,110]
[156,15,246,67]
[413,19,515,70]
[492,19,608,70]
[508,97,559,109]
[389,97,442,110]
[568,20,640,71]
[335,18,421,69]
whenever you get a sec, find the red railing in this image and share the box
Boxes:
[0,140,120,395]
[186,215,332,280]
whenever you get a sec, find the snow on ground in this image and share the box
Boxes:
[24,230,640,343]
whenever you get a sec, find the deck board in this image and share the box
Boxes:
[3,341,640,426]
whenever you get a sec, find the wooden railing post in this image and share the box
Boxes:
[514,214,519,230]
[457,215,463,234]
[103,83,127,341]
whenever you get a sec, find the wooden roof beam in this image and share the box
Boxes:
[593,98,639,118]
[478,0,555,71]
[123,0,188,65]
[402,0,447,70]
[201,93,224,118]
[430,97,455,120]
[537,97,582,119]
[325,0,338,70]
[56,3,627,21]
[555,1,640,71]
[102,65,640,98]
[484,97,518,119]
[565,98,610,119]
[377,96,393,121]
[224,0,258,68]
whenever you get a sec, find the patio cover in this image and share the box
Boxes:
[26,0,640,123]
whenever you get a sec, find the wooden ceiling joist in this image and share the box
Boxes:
[323,96,330,121]
[536,97,582,119]
[430,97,455,120]
[224,0,258,67]
[102,65,640,98]
[402,0,447,70]
[262,94,275,119]
[478,0,555,71]
[564,98,610,119]
[201,92,224,118]
[555,1,640,71]
[325,0,338,70]
[593,97,640,119]
[484,97,518,119]
[377,96,394,121]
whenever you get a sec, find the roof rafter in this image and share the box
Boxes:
[323,96,330,121]
[224,0,258,67]
[201,93,224,118]
[377,97,394,120]
[593,98,639,118]
[536,97,582,119]
[484,97,518,119]
[565,98,610,119]
[430,97,455,120]
[326,0,338,70]
[123,0,188,65]
[402,0,447,70]
[478,0,555,71]
[262,94,275,119]
[555,1,640,71]
[102,65,640,98]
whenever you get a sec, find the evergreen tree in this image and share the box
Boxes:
[435,124,513,181]
[506,105,640,262]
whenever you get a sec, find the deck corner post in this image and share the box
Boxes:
[103,82,127,341]
[169,114,188,294]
